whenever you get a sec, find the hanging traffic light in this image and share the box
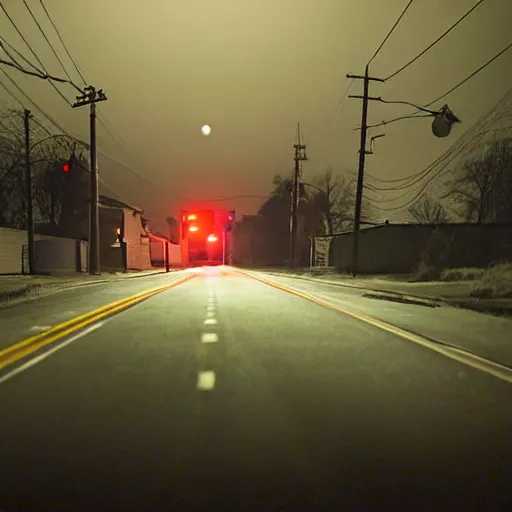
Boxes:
[62,161,70,173]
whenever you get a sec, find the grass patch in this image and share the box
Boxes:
[440,267,484,281]
[470,263,512,298]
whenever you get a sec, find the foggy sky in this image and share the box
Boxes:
[1,0,511,230]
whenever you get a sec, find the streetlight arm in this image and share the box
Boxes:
[375,97,439,115]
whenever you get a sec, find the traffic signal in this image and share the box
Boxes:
[62,154,77,174]
[225,210,235,232]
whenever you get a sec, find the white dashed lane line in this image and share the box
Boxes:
[201,332,219,343]
[196,288,220,391]
[197,370,216,390]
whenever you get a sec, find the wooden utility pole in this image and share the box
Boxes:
[72,86,107,274]
[24,109,35,274]
[289,123,307,269]
[347,67,384,276]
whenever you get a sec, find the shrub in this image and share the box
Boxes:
[470,263,512,298]
[440,267,485,281]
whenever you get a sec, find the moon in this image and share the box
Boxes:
[201,124,211,136]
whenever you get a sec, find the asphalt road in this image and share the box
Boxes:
[0,266,511,511]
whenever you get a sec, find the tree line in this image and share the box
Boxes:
[234,136,512,266]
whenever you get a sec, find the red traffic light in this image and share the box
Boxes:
[62,162,70,173]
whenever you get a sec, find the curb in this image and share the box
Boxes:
[252,270,512,316]
[0,270,174,305]
[254,271,448,306]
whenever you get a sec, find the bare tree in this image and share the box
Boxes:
[408,194,449,224]
[445,137,512,222]
[0,109,27,228]
[311,169,354,234]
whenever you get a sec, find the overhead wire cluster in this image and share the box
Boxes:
[0,0,180,206]
[358,0,512,216]
[364,87,512,214]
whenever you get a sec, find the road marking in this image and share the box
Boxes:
[0,274,195,372]
[240,270,512,385]
[0,322,104,385]
[201,332,218,343]
[29,325,52,332]
[206,310,216,318]
[204,318,218,326]
[197,370,215,390]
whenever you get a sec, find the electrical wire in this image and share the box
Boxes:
[39,0,87,85]
[0,57,77,86]
[0,35,42,74]
[423,40,512,108]
[384,0,487,81]
[367,42,512,134]
[35,1,129,156]
[366,88,512,188]
[0,67,68,133]
[368,0,416,64]
[0,1,74,106]
[365,113,504,208]
[374,129,487,212]
[0,78,24,108]
[22,0,75,85]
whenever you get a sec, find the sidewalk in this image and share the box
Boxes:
[257,269,512,317]
[0,269,171,303]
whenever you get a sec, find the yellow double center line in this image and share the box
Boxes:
[0,274,195,372]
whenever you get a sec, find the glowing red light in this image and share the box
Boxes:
[188,214,197,221]
[62,162,70,173]
[207,234,218,243]
[189,225,199,232]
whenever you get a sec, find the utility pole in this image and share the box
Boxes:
[222,228,226,265]
[347,66,384,276]
[72,86,107,275]
[289,123,307,269]
[24,109,35,274]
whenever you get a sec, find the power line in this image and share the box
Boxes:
[368,0,416,64]
[368,42,512,130]
[424,40,512,107]
[366,88,512,187]
[384,0,487,81]
[0,36,43,74]
[0,56,77,86]
[39,0,87,85]
[22,0,74,84]
[375,129,487,212]
[0,1,72,105]
[366,113,504,209]
[0,78,24,108]
[35,0,127,156]
[0,67,69,133]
